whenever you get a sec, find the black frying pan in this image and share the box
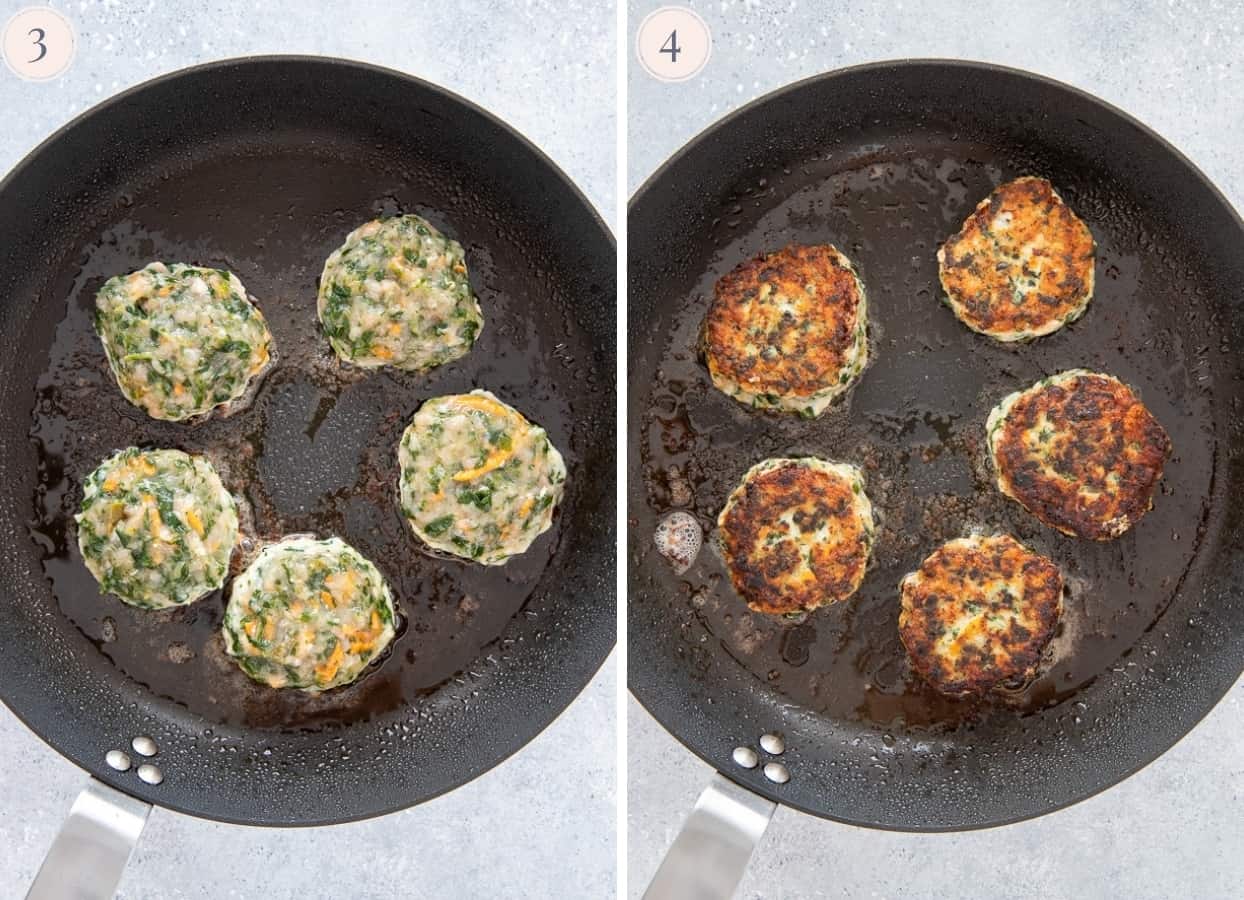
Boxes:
[628,60,1244,831]
[0,56,615,827]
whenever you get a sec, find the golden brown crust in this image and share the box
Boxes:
[990,372,1171,540]
[703,244,866,408]
[938,177,1095,339]
[899,535,1063,696]
[718,459,872,615]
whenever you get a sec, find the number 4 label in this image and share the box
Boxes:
[660,30,681,64]
[637,7,711,83]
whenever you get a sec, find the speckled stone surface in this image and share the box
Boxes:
[0,2,615,898]
[627,1,1244,897]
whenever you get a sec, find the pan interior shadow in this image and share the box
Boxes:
[638,145,1218,732]
[28,139,585,731]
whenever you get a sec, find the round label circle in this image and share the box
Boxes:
[3,7,75,82]
[636,6,711,83]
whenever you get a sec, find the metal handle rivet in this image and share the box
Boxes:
[105,750,131,772]
[759,733,785,755]
[732,746,759,769]
[131,736,158,757]
[763,762,790,784]
[136,764,163,785]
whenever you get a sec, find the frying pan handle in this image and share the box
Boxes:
[642,773,777,900]
[25,778,151,900]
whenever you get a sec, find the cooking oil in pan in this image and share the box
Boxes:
[26,146,588,731]
[638,149,1220,731]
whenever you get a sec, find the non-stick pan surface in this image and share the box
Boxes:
[0,57,615,825]
[628,60,1244,830]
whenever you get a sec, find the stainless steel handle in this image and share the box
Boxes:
[643,773,777,900]
[26,778,152,900]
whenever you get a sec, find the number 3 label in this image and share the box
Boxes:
[3,7,75,81]
[637,7,711,83]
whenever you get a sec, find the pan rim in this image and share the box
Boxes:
[628,55,1244,236]
[0,53,616,827]
[626,56,1244,832]
[0,52,617,242]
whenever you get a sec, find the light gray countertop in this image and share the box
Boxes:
[0,2,616,898]
[627,1,1244,898]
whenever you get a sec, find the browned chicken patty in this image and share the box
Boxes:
[717,457,874,615]
[938,176,1095,340]
[899,534,1063,696]
[703,244,868,417]
[987,370,1172,540]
